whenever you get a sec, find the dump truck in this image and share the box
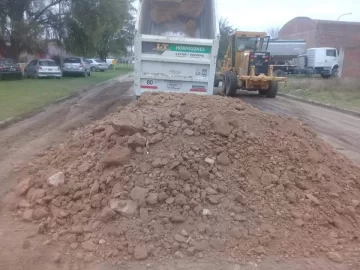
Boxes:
[134,0,220,98]
[218,31,287,98]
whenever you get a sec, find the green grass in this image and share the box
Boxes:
[280,77,360,112]
[0,65,133,121]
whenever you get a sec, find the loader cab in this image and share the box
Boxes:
[222,31,271,76]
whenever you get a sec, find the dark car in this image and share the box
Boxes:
[0,58,23,80]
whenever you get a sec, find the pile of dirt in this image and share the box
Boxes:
[150,0,205,23]
[9,92,360,265]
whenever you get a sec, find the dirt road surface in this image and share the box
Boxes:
[234,91,360,166]
[0,81,358,270]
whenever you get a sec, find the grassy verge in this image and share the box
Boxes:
[0,65,133,121]
[280,77,360,112]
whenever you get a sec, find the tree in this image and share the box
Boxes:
[0,0,66,60]
[266,26,281,39]
[218,18,235,64]
[63,0,135,60]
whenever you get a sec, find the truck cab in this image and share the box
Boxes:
[306,47,339,78]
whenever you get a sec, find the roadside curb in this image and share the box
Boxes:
[0,73,133,130]
[278,93,360,118]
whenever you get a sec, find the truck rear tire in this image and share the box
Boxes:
[222,73,228,93]
[225,72,238,97]
[258,90,267,96]
[266,81,278,98]
[214,75,220,87]
[274,70,285,77]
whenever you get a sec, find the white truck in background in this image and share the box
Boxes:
[134,0,220,97]
[267,40,340,78]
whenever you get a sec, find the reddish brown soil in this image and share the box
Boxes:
[6,92,360,268]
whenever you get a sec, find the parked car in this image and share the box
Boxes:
[62,57,91,77]
[24,59,62,79]
[0,58,23,80]
[85,59,108,72]
[106,58,116,68]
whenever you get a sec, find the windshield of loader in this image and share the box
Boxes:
[236,36,269,51]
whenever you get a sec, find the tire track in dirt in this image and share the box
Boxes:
[0,76,135,196]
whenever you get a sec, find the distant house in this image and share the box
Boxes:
[279,17,360,77]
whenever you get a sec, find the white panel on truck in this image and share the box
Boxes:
[134,0,219,97]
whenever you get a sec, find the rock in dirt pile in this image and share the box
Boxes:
[10,92,360,264]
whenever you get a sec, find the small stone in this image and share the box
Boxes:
[139,162,151,174]
[15,178,31,196]
[229,229,242,239]
[102,146,131,167]
[217,152,231,166]
[212,115,231,137]
[89,181,100,197]
[76,252,84,260]
[22,239,31,249]
[180,229,189,237]
[149,133,163,144]
[99,239,106,245]
[127,133,146,149]
[174,234,187,243]
[134,245,148,260]
[170,215,187,223]
[234,215,246,222]
[184,129,194,136]
[53,253,62,263]
[166,197,175,204]
[32,207,49,220]
[205,187,217,195]
[209,238,225,252]
[71,225,84,235]
[110,200,138,217]
[78,162,90,173]
[82,240,97,252]
[208,195,220,204]
[98,207,116,223]
[205,158,215,165]
[158,191,168,202]
[202,209,212,216]
[175,194,187,206]
[174,251,184,259]
[303,213,312,221]
[146,193,158,205]
[22,209,33,222]
[70,243,78,249]
[130,187,149,202]
[179,166,191,180]
[47,172,65,187]
[294,219,305,227]
[327,252,343,263]
[306,194,321,205]
[254,246,266,255]
[140,208,149,219]
[84,253,94,263]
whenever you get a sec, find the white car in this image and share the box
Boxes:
[24,59,62,79]
[85,59,109,72]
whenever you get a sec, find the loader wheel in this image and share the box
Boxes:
[222,73,228,93]
[225,72,238,97]
[258,90,267,96]
[266,81,278,98]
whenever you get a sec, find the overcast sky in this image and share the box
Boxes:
[136,0,359,32]
[217,0,359,31]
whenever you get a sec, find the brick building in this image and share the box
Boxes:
[278,17,360,77]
